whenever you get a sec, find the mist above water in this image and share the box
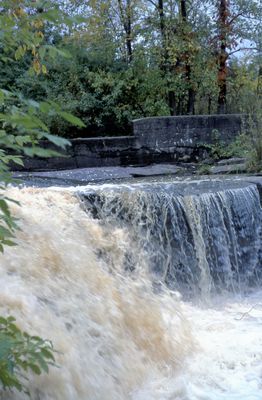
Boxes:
[0,183,261,399]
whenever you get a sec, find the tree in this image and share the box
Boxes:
[1,0,261,137]
[213,0,261,113]
[116,0,134,63]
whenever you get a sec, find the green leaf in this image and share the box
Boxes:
[23,147,63,158]
[0,335,13,358]
[59,112,85,127]
[0,317,8,325]
[42,134,71,149]
[4,197,20,206]
[41,348,55,362]
[11,157,24,167]
[28,364,41,375]
[6,317,16,323]
[0,199,10,216]
[0,226,14,239]
[2,240,17,247]
[0,91,4,105]
[39,102,51,114]
[36,356,49,373]
[42,65,47,74]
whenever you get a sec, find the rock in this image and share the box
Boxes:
[217,157,246,166]
[211,163,247,174]
[128,164,183,177]
[202,157,215,165]
[180,155,191,162]
[13,164,185,186]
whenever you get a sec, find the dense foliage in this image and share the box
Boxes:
[1,0,261,137]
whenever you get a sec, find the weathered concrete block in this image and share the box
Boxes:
[133,114,244,150]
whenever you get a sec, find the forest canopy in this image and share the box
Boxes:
[1,0,261,138]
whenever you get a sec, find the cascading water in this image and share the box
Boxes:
[0,179,261,400]
[80,180,261,296]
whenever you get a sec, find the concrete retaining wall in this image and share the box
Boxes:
[20,136,140,171]
[133,114,243,150]
[15,114,245,171]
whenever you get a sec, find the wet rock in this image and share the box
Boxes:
[129,164,183,177]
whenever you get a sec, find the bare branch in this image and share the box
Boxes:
[228,47,259,56]
[146,0,158,9]
[228,12,245,26]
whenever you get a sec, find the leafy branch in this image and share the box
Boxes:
[0,316,56,394]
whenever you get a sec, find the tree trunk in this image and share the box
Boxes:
[180,0,187,20]
[257,65,262,97]
[217,0,229,114]
[180,0,195,114]
[158,0,165,45]
[118,0,133,64]
[125,0,133,63]
[208,95,212,115]
[187,72,195,114]
[156,0,177,115]
[168,90,177,115]
[217,52,227,113]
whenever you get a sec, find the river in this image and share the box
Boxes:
[0,182,261,399]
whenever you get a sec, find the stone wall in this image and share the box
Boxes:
[15,114,245,171]
[133,114,243,150]
[20,136,140,171]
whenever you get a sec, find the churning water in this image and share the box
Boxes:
[0,180,262,399]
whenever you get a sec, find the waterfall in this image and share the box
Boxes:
[0,181,261,399]
[80,181,262,296]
